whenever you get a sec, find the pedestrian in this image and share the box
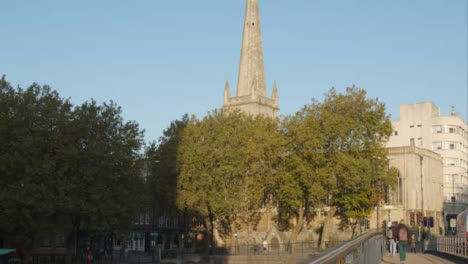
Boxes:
[87,248,93,264]
[397,219,409,262]
[409,234,416,253]
[262,239,268,254]
[386,223,397,257]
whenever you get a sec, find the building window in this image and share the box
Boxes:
[56,233,66,248]
[432,125,442,133]
[386,170,402,205]
[417,124,422,127]
[417,138,423,146]
[394,131,398,136]
[39,232,51,248]
[398,176,402,204]
[449,142,456,150]
[410,125,414,128]
[446,158,457,166]
[449,127,456,133]
[433,142,442,150]
[410,138,415,146]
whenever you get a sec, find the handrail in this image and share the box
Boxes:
[305,231,385,264]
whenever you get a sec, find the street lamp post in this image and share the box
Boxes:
[150,159,159,264]
[419,155,424,216]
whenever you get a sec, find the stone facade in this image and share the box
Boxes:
[369,146,445,235]
[386,102,468,229]
[223,0,279,118]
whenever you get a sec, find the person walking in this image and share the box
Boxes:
[397,219,409,263]
[262,239,268,254]
[409,234,416,253]
[387,223,397,256]
[87,248,93,264]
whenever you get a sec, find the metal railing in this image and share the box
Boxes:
[69,241,344,264]
[436,236,467,259]
[156,241,343,258]
[305,231,386,264]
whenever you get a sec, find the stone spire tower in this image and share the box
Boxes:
[223,0,279,118]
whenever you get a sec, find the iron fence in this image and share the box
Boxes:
[69,241,344,264]
[24,240,346,264]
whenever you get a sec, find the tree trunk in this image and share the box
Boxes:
[320,206,337,250]
[350,220,358,239]
[230,220,237,254]
[207,210,215,247]
[212,221,225,247]
[287,209,305,253]
[65,224,78,264]
[359,218,362,235]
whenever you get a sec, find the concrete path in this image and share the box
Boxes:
[383,253,459,264]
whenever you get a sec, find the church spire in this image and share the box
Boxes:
[272,80,278,99]
[223,0,279,119]
[224,78,231,104]
[236,0,266,98]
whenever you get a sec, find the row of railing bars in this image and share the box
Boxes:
[305,231,385,264]
[436,236,467,259]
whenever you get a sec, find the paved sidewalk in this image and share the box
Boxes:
[383,253,458,264]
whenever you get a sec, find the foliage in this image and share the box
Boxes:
[176,110,282,245]
[0,76,72,248]
[277,86,396,240]
[145,114,189,216]
[175,86,396,244]
[0,76,145,260]
[320,87,395,234]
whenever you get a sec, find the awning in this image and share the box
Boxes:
[0,249,15,256]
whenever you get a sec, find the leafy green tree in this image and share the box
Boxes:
[0,76,73,256]
[319,87,395,238]
[146,115,189,216]
[274,100,328,247]
[0,76,146,263]
[176,110,282,247]
[276,86,397,245]
[58,100,145,262]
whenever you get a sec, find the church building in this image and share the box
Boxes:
[223,0,279,118]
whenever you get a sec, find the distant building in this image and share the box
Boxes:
[114,213,193,253]
[374,146,445,234]
[386,102,468,231]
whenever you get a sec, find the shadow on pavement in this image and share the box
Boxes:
[424,251,467,264]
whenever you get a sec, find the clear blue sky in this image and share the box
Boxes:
[1,0,467,142]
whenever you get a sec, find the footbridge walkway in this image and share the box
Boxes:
[383,253,460,264]
[304,231,467,264]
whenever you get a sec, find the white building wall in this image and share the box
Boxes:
[387,102,468,210]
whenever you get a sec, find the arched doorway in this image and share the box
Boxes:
[270,237,280,252]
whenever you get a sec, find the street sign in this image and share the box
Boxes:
[449,218,456,228]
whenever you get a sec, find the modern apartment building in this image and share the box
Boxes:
[387,102,468,230]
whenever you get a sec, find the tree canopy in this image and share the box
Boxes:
[176,110,283,246]
[145,114,189,216]
[277,87,397,242]
[0,76,145,262]
[175,86,397,246]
